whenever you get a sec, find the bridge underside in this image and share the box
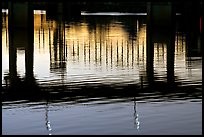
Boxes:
[2,1,202,13]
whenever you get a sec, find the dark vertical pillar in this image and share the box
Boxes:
[8,31,17,87]
[147,2,175,86]
[146,2,154,85]
[182,2,201,57]
[165,3,176,85]
[8,2,32,28]
[8,2,34,86]
[24,3,34,84]
[8,2,19,87]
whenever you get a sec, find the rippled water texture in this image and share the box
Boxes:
[2,10,202,135]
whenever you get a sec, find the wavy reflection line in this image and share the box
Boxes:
[133,97,140,130]
[45,101,52,135]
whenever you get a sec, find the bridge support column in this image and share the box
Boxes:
[8,2,34,85]
[182,2,201,57]
[25,34,34,82]
[146,2,175,85]
[8,2,33,29]
[8,32,17,87]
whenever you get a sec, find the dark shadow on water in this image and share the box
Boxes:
[2,81,202,106]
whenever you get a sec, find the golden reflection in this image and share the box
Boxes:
[60,21,148,70]
[2,13,8,52]
[1,10,192,85]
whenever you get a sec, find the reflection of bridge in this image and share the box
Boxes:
[2,1,202,93]
[2,11,202,103]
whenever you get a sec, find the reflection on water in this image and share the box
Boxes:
[2,10,202,93]
[45,101,52,135]
[2,10,202,135]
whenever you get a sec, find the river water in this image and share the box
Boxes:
[2,10,202,135]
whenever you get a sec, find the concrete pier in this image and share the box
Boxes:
[146,2,175,85]
[8,2,33,29]
[8,2,35,85]
[181,2,201,57]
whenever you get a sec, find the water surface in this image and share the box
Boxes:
[2,10,202,135]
